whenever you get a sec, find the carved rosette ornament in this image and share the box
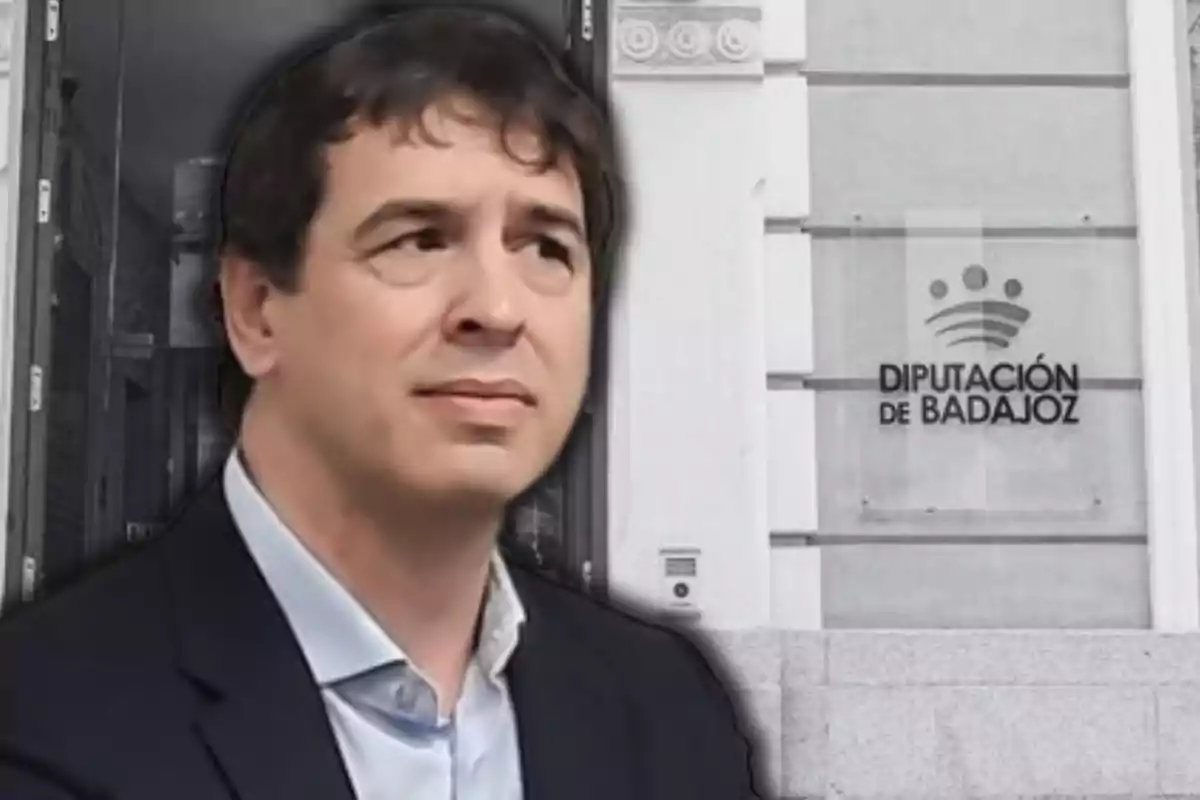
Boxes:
[617,17,660,62]
[612,5,762,76]
[715,18,758,63]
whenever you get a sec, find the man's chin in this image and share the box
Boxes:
[416,463,539,511]
[380,438,548,510]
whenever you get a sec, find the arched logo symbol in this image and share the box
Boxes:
[925,264,1031,350]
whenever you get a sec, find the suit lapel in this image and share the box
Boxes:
[195,671,356,800]
[506,571,640,800]
[163,481,356,800]
[162,481,635,800]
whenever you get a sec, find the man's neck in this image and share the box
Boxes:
[237,405,504,712]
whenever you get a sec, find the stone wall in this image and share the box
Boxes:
[709,630,1200,799]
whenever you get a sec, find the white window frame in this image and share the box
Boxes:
[1127,0,1200,631]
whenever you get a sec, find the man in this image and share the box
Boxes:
[0,5,762,800]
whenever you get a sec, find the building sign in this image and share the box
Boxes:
[878,265,1081,426]
[879,359,1081,426]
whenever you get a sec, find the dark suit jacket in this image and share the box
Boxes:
[0,482,763,799]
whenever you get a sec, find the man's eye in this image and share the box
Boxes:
[536,236,572,266]
[386,228,446,253]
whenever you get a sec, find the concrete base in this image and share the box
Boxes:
[704,630,1200,799]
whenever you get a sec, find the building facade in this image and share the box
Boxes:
[603,0,1200,795]
[2,0,1200,796]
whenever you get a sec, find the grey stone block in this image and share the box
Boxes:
[705,628,783,690]
[780,635,830,797]
[1159,688,1200,793]
[825,686,1157,797]
[705,631,1200,797]
[827,631,1200,687]
[781,686,828,799]
[1141,636,1200,686]
[826,687,943,797]
[783,631,828,686]
[732,684,783,798]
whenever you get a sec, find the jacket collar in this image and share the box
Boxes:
[504,568,641,800]
[164,478,359,800]
[222,451,526,688]
[162,478,637,800]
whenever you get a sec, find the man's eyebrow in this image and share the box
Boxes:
[523,202,587,243]
[351,199,457,242]
[350,197,587,244]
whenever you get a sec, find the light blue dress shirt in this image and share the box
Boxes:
[223,452,527,800]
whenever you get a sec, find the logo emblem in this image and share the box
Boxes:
[925,264,1030,350]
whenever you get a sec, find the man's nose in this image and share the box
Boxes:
[444,240,526,346]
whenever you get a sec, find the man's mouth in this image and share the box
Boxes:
[413,378,537,407]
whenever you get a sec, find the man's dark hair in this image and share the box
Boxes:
[215,2,627,425]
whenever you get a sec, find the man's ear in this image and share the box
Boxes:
[218,252,280,380]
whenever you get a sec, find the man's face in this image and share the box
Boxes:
[236,98,592,509]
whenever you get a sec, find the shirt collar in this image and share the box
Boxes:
[222,450,526,687]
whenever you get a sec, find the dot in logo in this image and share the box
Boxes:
[1004,278,1023,299]
[666,21,712,60]
[962,264,989,292]
[618,19,660,62]
[929,279,948,300]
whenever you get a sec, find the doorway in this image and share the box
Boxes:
[3,0,609,605]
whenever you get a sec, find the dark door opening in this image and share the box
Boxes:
[5,0,609,606]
